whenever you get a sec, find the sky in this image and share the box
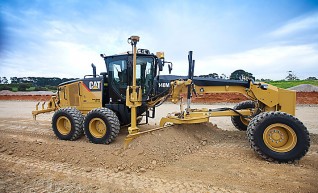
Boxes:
[0,0,318,80]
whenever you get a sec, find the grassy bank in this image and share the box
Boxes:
[266,80,318,89]
[0,84,57,92]
[1,80,317,91]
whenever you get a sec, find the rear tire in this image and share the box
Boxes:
[52,108,84,140]
[84,108,120,144]
[231,100,256,131]
[247,111,310,163]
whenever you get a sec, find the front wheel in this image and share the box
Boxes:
[84,108,120,144]
[231,100,256,131]
[247,111,310,163]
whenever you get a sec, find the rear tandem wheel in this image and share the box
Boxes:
[247,111,310,163]
[83,108,120,144]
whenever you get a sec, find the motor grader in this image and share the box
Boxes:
[33,36,310,163]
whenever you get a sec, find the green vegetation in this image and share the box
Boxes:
[0,76,77,92]
[266,80,318,89]
[0,83,57,92]
[1,75,317,92]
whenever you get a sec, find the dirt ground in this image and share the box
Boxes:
[0,101,317,193]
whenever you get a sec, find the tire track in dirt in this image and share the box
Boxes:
[0,154,246,193]
[0,122,127,147]
[0,125,59,147]
[197,143,256,161]
[0,119,52,135]
[147,141,318,193]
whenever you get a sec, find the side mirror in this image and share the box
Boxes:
[166,62,173,74]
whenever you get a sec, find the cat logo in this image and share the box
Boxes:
[89,81,101,90]
[158,82,170,87]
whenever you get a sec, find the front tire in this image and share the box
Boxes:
[247,111,310,163]
[231,100,256,131]
[52,107,84,140]
[84,108,120,144]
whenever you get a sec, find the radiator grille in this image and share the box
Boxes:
[68,84,79,106]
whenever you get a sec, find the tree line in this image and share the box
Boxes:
[0,77,78,91]
[198,70,317,81]
[198,69,255,81]
[0,77,78,86]
[0,70,316,92]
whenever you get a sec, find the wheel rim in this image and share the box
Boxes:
[56,116,72,135]
[263,123,297,152]
[89,118,107,138]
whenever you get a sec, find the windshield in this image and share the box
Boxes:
[136,57,154,94]
[109,60,127,86]
[108,56,155,98]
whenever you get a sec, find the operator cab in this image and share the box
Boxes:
[97,49,170,125]
[101,49,164,104]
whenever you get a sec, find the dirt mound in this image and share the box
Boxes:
[288,84,318,92]
[0,90,54,101]
[191,93,248,103]
[0,95,52,101]
[120,123,244,171]
[0,90,55,95]
[0,120,241,174]
[297,92,318,104]
[124,125,211,169]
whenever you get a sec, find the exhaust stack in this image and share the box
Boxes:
[91,63,96,77]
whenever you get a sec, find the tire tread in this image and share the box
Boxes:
[52,107,84,141]
[84,108,120,144]
[231,100,256,131]
[247,111,310,163]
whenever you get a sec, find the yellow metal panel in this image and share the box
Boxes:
[58,86,69,107]
[249,83,278,107]
[160,116,209,127]
[195,85,248,95]
[77,81,102,114]
[57,81,102,115]
[277,89,296,115]
[159,109,252,127]
[69,83,79,106]
[207,109,252,117]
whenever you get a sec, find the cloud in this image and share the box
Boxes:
[270,12,318,37]
[187,44,318,80]
[0,5,136,78]
[1,1,318,81]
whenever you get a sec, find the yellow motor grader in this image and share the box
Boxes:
[33,36,310,163]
